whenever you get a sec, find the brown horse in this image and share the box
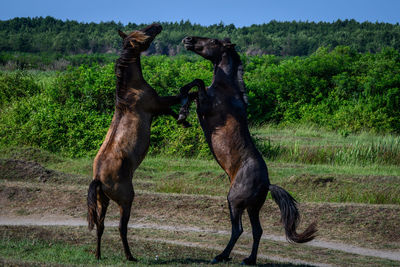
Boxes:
[179,36,317,265]
[87,23,195,261]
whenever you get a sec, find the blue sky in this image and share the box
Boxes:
[1,0,399,27]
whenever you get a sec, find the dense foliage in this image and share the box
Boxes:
[245,47,400,133]
[1,16,400,56]
[0,48,399,157]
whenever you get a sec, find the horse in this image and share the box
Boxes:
[87,23,197,261]
[179,36,317,265]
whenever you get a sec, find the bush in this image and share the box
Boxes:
[0,71,41,106]
[0,50,399,158]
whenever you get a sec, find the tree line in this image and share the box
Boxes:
[1,16,400,56]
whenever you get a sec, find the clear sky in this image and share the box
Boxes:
[1,0,399,27]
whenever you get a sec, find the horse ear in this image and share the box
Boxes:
[118,30,128,39]
[223,42,236,49]
[223,37,236,49]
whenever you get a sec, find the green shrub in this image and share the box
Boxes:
[0,50,399,158]
[0,71,41,106]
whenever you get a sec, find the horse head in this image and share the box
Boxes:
[182,36,236,63]
[118,23,162,54]
[182,36,247,106]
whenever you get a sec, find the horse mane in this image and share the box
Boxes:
[127,31,150,48]
[114,30,150,110]
[103,30,150,152]
[236,62,248,106]
[227,46,248,106]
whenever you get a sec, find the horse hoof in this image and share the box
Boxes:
[241,258,256,265]
[177,114,187,123]
[127,255,138,262]
[211,256,231,264]
[210,258,219,264]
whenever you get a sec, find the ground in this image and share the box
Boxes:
[0,150,399,266]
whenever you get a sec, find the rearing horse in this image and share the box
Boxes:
[179,36,317,265]
[87,24,195,261]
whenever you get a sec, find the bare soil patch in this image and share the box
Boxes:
[1,158,399,253]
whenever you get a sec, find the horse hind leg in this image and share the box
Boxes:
[118,200,136,261]
[212,202,244,264]
[96,190,109,260]
[242,205,263,265]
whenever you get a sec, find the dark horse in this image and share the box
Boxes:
[179,36,317,265]
[87,24,196,261]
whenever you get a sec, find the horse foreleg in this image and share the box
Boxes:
[212,202,244,264]
[156,78,204,111]
[196,86,212,116]
[178,79,205,122]
[177,92,198,125]
[96,190,109,260]
[162,108,192,128]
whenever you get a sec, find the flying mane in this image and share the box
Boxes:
[114,30,150,110]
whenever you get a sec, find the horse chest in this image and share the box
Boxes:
[113,113,152,162]
[209,120,243,178]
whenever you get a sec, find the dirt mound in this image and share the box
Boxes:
[285,174,336,187]
[0,159,63,183]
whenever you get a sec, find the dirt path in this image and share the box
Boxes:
[1,215,399,263]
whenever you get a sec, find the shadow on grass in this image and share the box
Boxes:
[149,257,314,266]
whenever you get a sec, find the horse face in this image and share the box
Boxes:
[118,23,162,53]
[182,36,234,61]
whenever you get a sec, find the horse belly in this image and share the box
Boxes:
[94,113,151,183]
[228,162,269,207]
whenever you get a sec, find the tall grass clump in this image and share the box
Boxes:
[253,135,400,166]
[333,138,400,165]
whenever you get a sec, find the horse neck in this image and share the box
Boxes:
[212,51,239,88]
[120,54,146,84]
[212,51,248,107]
[115,50,149,108]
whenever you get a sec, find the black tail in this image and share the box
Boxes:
[269,184,317,243]
[87,179,101,231]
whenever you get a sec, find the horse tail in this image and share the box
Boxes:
[269,184,317,243]
[87,179,102,231]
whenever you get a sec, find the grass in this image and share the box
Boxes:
[1,146,400,204]
[0,124,399,204]
[1,138,399,266]
[0,226,246,266]
[1,226,398,267]
[252,124,400,166]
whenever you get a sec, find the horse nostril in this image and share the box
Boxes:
[183,37,193,43]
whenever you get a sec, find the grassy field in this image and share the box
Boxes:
[1,125,400,266]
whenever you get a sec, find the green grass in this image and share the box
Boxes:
[0,237,120,266]
[1,124,399,204]
[0,227,236,266]
[1,226,398,267]
[252,124,400,165]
